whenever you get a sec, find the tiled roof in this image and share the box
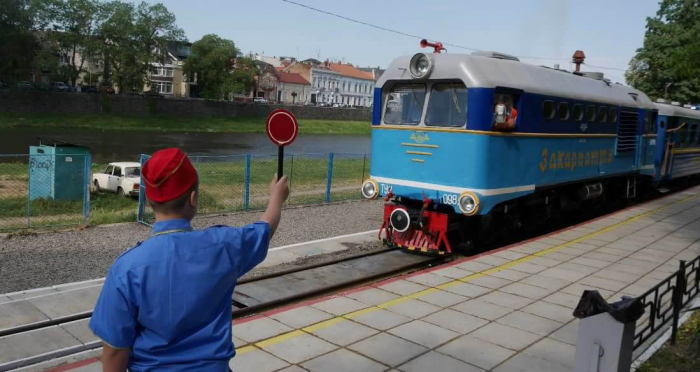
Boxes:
[328,63,374,80]
[279,72,310,85]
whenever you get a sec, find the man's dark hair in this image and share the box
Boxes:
[148,181,199,214]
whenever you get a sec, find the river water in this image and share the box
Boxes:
[0,129,371,163]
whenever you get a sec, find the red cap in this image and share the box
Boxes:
[142,148,198,203]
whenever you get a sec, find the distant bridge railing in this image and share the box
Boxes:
[137,152,370,226]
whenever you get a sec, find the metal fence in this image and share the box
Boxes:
[633,253,700,351]
[137,152,370,225]
[0,154,91,231]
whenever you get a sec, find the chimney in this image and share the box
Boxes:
[572,50,586,72]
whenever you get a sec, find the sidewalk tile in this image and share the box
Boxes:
[584,251,626,263]
[310,319,378,346]
[521,301,575,323]
[378,280,429,296]
[302,348,385,372]
[527,256,562,268]
[549,320,579,345]
[230,348,289,372]
[350,308,412,331]
[493,251,528,260]
[520,275,572,291]
[455,261,494,272]
[5,288,58,301]
[346,288,400,306]
[388,320,460,348]
[470,322,541,351]
[405,272,453,287]
[431,266,473,280]
[415,290,468,307]
[592,269,640,284]
[509,262,548,274]
[260,332,337,364]
[269,306,334,329]
[61,319,99,344]
[523,337,576,369]
[497,311,563,336]
[488,269,530,281]
[278,367,308,372]
[561,283,614,299]
[384,298,442,319]
[539,267,588,282]
[499,282,554,300]
[578,276,627,292]
[569,257,611,269]
[479,291,534,309]
[399,351,485,372]
[451,299,513,321]
[475,255,512,267]
[466,275,512,289]
[441,282,491,298]
[348,332,427,367]
[0,326,81,364]
[556,262,598,275]
[494,351,570,372]
[423,308,489,334]
[438,335,515,371]
[311,296,370,316]
[233,317,294,343]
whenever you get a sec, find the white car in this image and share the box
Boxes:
[93,162,141,197]
[254,97,268,104]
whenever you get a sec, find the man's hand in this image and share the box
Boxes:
[262,174,289,237]
[269,174,290,205]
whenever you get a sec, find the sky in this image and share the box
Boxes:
[133,0,662,84]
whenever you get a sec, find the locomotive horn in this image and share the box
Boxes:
[420,39,445,53]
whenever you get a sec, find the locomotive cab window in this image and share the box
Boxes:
[609,108,618,123]
[586,105,597,122]
[542,100,555,120]
[572,104,583,122]
[597,106,608,123]
[689,124,698,146]
[425,82,468,127]
[558,102,570,121]
[383,83,426,125]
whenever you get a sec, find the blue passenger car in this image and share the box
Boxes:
[653,102,700,181]
[361,45,676,254]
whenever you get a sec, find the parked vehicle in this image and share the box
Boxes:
[50,82,70,92]
[17,81,32,89]
[140,90,163,98]
[254,97,268,104]
[93,162,141,198]
[81,85,98,93]
[98,85,115,94]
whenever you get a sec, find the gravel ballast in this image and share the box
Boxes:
[0,200,383,293]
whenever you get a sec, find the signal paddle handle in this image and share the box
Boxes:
[278,145,284,178]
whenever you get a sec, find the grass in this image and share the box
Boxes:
[0,113,372,135]
[637,310,700,372]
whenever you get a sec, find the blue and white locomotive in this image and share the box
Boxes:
[361,41,700,254]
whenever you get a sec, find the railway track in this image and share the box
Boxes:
[0,248,444,372]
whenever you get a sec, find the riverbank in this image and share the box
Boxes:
[0,113,372,135]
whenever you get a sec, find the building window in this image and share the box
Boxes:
[152,81,173,94]
[152,67,173,77]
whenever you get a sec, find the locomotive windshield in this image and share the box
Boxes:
[425,82,468,127]
[384,84,426,125]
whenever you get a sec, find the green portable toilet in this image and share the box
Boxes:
[29,141,91,202]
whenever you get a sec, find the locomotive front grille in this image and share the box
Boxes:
[617,111,639,153]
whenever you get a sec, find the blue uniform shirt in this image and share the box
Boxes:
[90,219,270,372]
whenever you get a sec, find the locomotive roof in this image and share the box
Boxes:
[654,103,700,119]
[377,53,654,109]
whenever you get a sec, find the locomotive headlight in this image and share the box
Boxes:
[361,179,379,199]
[409,53,433,78]
[390,208,411,232]
[458,192,480,215]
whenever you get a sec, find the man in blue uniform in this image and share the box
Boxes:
[90,148,289,372]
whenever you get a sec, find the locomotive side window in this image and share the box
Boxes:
[425,82,468,127]
[598,106,608,123]
[689,124,698,146]
[558,102,570,121]
[586,105,597,122]
[383,84,426,125]
[542,100,555,120]
[572,104,583,122]
[609,108,619,123]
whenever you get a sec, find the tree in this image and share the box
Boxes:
[99,1,184,92]
[48,0,102,87]
[0,0,53,83]
[184,34,256,100]
[626,0,700,103]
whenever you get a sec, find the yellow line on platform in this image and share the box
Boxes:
[237,193,698,354]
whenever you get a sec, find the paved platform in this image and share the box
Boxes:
[4,188,700,372]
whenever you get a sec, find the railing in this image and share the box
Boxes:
[633,253,700,350]
[137,152,370,225]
